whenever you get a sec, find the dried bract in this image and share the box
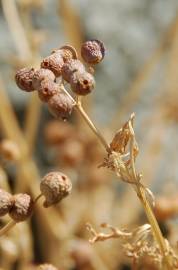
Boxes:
[15,67,35,92]
[70,71,95,95]
[9,193,33,222]
[81,40,105,64]
[32,68,55,89]
[0,189,13,217]
[40,171,72,207]
[48,93,74,120]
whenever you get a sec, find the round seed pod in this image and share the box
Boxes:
[37,264,58,270]
[15,67,35,92]
[32,68,55,89]
[40,171,72,207]
[44,120,74,145]
[61,59,85,83]
[81,39,105,64]
[0,189,14,217]
[41,53,64,77]
[70,71,95,95]
[9,193,33,222]
[0,139,20,161]
[38,79,59,103]
[52,45,78,62]
[48,93,74,120]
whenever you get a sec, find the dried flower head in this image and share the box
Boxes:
[41,53,64,77]
[61,59,85,83]
[47,92,74,120]
[0,189,14,217]
[70,71,95,95]
[15,67,35,92]
[81,40,105,64]
[40,171,72,207]
[52,45,78,62]
[9,193,33,222]
[0,139,20,161]
[38,79,59,102]
[37,264,58,270]
[32,68,55,89]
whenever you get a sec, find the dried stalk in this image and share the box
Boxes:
[60,85,172,269]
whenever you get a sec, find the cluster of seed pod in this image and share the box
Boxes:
[0,171,72,224]
[15,40,105,120]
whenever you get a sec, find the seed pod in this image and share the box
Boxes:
[41,53,64,77]
[81,39,105,64]
[48,93,74,120]
[9,193,33,222]
[52,45,78,62]
[38,80,59,102]
[40,171,72,207]
[70,71,95,95]
[32,68,55,89]
[61,59,85,83]
[44,120,74,145]
[37,264,58,270]
[0,189,14,217]
[15,67,35,92]
[0,139,20,161]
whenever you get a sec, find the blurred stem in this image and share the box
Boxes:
[0,220,16,237]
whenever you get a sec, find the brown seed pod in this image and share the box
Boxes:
[61,59,85,83]
[41,53,64,77]
[32,68,55,89]
[52,45,78,62]
[38,79,59,102]
[57,138,84,167]
[44,120,74,145]
[0,139,20,161]
[70,240,93,268]
[81,39,105,64]
[0,189,14,217]
[48,93,74,120]
[37,264,58,270]
[9,193,33,222]
[15,67,35,92]
[70,71,95,95]
[40,171,72,207]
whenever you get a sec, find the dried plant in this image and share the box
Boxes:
[12,37,178,270]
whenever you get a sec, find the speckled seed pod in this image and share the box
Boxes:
[81,39,105,64]
[40,171,72,207]
[38,79,59,102]
[70,71,95,95]
[61,59,85,83]
[32,68,55,89]
[0,189,14,217]
[37,264,58,270]
[15,67,35,92]
[41,53,64,77]
[52,45,78,62]
[9,193,33,222]
[48,93,74,120]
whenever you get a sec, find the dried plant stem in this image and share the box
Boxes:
[0,220,16,237]
[60,86,172,269]
[137,186,171,269]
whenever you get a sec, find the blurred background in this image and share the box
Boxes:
[0,0,178,269]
